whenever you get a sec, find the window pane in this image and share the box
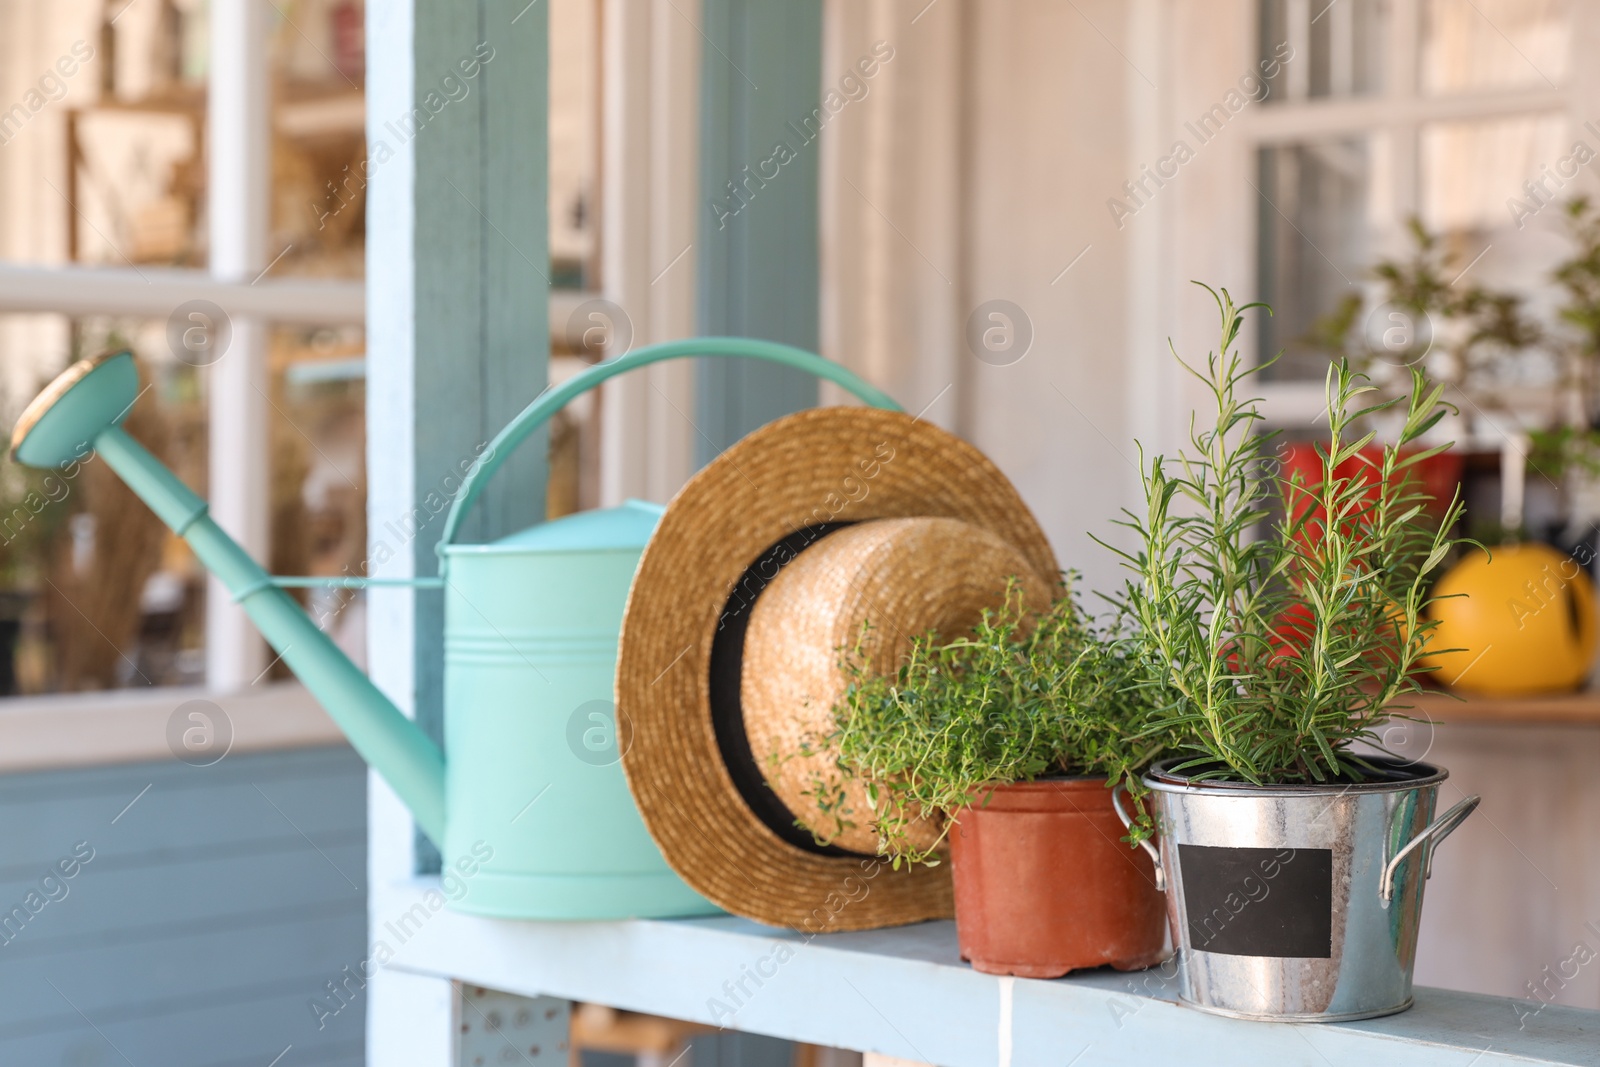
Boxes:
[1420,112,1568,235]
[0,7,184,268]
[1422,0,1569,95]
[2,1,602,284]
[271,324,368,673]
[1260,0,1385,103]
[0,2,367,276]
[550,0,600,290]
[0,315,207,694]
[1256,139,1371,380]
[1419,113,1571,392]
[268,1,367,280]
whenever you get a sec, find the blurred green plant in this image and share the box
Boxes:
[0,392,77,589]
[1308,217,1541,404]
[1553,198,1600,393]
[1303,206,1600,538]
[1534,197,1600,482]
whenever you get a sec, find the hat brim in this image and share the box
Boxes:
[617,406,1059,930]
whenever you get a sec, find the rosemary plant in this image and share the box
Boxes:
[1111,284,1466,785]
[825,579,1164,867]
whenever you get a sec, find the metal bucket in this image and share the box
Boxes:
[1114,757,1478,1022]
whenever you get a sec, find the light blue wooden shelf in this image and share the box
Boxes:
[375,882,1599,1066]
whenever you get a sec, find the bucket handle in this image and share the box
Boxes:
[436,338,901,554]
[1111,782,1166,892]
[1380,794,1479,904]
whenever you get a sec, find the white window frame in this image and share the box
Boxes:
[1239,0,1587,424]
[1127,0,1600,459]
[0,0,693,754]
[0,0,362,703]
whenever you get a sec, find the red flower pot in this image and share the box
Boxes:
[1279,442,1462,547]
[948,778,1168,978]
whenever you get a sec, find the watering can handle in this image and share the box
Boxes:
[437,338,901,550]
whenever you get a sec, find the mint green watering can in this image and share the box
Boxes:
[10,339,898,919]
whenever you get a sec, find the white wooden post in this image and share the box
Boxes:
[366,1,549,1062]
[206,0,271,690]
[365,5,440,1055]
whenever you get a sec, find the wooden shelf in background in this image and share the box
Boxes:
[1398,688,1600,726]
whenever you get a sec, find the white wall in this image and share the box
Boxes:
[822,0,1143,601]
[596,0,701,507]
[962,0,1145,600]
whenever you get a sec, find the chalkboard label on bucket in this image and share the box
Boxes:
[1178,844,1333,959]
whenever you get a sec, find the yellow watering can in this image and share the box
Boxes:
[1423,541,1598,696]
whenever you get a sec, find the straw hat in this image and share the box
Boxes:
[743,517,1055,856]
[616,406,1058,931]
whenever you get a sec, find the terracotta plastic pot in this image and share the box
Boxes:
[948,778,1168,978]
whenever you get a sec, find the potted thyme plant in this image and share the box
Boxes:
[825,579,1170,979]
[1109,284,1481,1023]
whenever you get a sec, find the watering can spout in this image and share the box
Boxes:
[9,352,447,844]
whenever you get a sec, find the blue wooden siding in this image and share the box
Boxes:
[690,1031,798,1066]
[579,1034,795,1066]
[691,2,826,1056]
[696,0,825,462]
[0,746,367,1066]
[378,0,550,875]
